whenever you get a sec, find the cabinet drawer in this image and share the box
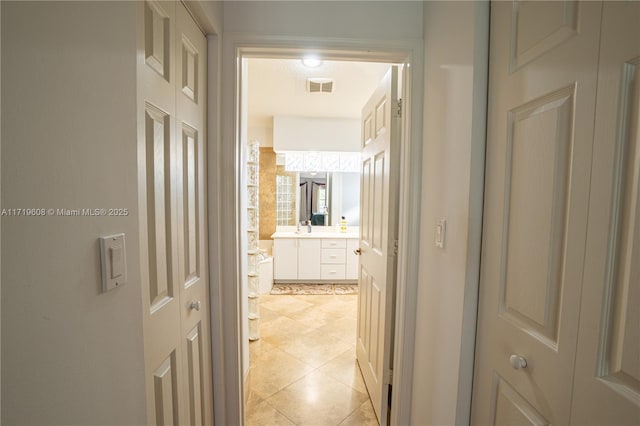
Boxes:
[321,248,345,264]
[321,264,346,280]
[322,239,346,249]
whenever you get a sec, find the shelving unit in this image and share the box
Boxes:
[247,140,260,341]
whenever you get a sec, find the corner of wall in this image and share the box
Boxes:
[206,24,231,426]
[455,1,490,425]
[184,0,223,36]
[412,1,489,425]
[0,1,3,421]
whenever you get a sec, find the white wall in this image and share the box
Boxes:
[248,124,273,148]
[0,3,3,420]
[193,1,227,424]
[223,1,422,39]
[185,0,223,35]
[273,116,360,152]
[1,2,146,424]
[340,172,360,226]
[410,2,488,425]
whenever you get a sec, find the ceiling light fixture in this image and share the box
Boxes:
[301,56,322,68]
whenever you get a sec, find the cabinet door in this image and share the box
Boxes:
[298,239,321,280]
[273,239,298,280]
[346,239,359,280]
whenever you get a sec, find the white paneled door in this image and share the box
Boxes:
[356,66,400,425]
[137,2,213,425]
[570,2,640,424]
[473,1,639,425]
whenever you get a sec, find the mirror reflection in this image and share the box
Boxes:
[299,172,328,225]
[274,169,360,229]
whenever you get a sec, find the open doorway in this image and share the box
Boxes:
[213,39,423,426]
[240,57,399,425]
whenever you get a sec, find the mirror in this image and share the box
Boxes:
[299,172,328,225]
[275,170,360,227]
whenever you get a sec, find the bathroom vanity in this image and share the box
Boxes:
[271,230,359,282]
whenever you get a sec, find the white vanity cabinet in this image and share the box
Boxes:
[273,238,298,280]
[273,238,322,280]
[346,239,359,280]
[272,234,359,282]
[298,239,321,280]
[321,239,346,280]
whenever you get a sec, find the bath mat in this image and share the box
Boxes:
[270,283,358,295]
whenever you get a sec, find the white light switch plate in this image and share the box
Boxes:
[99,233,127,292]
[435,219,446,249]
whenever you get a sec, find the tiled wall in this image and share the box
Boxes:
[259,147,298,239]
[259,148,276,240]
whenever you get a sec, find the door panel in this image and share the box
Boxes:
[186,325,204,426]
[357,66,399,425]
[501,86,574,348]
[181,124,200,286]
[472,2,602,424]
[175,4,212,426]
[511,1,578,71]
[361,157,372,246]
[138,1,185,424]
[372,153,385,253]
[144,0,171,80]
[144,104,174,311]
[493,375,549,426]
[138,2,212,425]
[570,2,640,424]
[153,353,180,426]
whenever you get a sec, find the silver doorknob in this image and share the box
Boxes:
[509,354,527,370]
[354,248,362,255]
[189,301,201,311]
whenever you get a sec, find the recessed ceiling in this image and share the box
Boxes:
[247,58,391,128]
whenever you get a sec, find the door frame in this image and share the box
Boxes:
[211,33,424,425]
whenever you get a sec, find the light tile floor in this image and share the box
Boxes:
[246,294,379,426]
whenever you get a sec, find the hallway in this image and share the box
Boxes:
[246,293,378,425]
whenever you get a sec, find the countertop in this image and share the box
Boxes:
[271,231,359,239]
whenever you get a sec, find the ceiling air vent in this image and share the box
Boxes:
[306,78,334,93]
